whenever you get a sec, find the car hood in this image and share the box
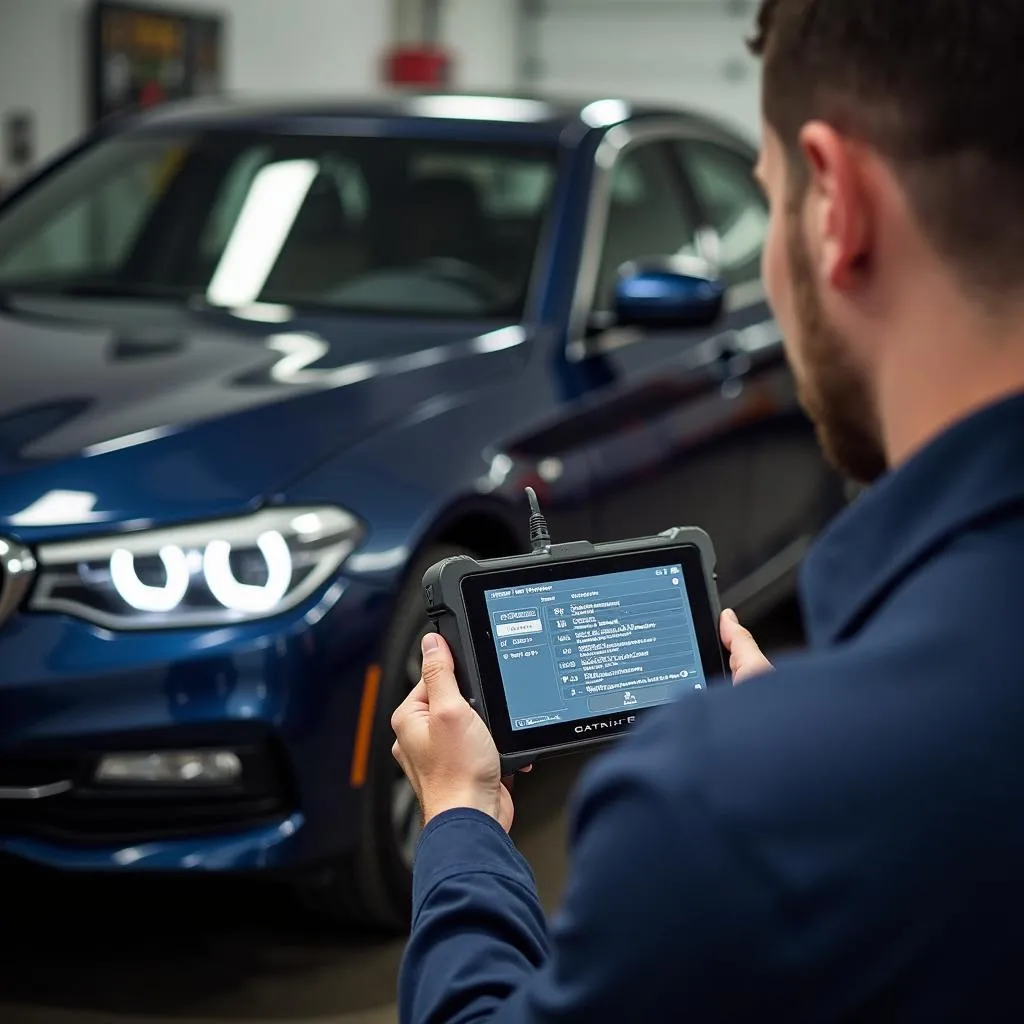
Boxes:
[0,296,526,535]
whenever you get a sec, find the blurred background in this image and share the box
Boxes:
[0,2,831,1022]
[0,0,761,191]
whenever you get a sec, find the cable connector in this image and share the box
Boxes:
[525,486,551,553]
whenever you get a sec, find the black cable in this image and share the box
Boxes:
[525,486,551,552]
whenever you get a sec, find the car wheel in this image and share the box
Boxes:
[297,544,473,930]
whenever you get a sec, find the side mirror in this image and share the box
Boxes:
[612,256,726,330]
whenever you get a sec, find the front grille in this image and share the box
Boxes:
[0,742,294,845]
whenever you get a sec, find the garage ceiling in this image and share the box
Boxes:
[523,0,761,141]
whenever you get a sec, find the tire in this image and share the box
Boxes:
[296,544,473,930]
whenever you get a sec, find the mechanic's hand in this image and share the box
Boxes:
[392,633,517,832]
[720,609,774,683]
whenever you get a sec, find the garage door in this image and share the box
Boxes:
[524,0,761,141]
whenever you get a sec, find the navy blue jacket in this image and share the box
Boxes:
[400,394,1024,1023]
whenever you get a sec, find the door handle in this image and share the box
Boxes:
[711,332,752,380]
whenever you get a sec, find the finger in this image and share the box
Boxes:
[391,739,408,772]
[420,632,463,708]
[502,765,533,793]
[720,608,773,683]
[391,679,427,734]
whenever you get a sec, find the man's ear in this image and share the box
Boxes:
[798,121,872,292]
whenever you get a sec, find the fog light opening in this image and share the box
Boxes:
[95,750,243,786]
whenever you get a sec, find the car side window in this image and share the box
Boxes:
[596,141,701,310]
[677,140,768,288]
[0,140,185,280]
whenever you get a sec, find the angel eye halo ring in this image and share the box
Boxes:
[30,506,363,629]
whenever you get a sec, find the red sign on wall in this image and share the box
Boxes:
[384,47,452,87]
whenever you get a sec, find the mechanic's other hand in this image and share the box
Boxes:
[720,609,773,683]
[392,633,515,832]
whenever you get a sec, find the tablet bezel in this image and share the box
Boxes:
[459,542,725,757]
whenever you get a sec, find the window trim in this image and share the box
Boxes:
[567,118,766,363]
[591,138,703,319]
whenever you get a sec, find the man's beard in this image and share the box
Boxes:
[786,208,888,485]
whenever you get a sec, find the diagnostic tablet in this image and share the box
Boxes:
[423,510,726,773]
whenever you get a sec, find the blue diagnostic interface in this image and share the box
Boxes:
[484,563,706,730]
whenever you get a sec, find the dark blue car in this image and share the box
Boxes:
[0,94,841,927]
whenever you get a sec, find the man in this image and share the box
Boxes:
[392,1,1024,1019]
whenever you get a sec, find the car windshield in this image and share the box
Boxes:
[0,130,558,318]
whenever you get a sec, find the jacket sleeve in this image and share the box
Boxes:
[398,745,755,1024]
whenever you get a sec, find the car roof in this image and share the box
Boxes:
[107,91,739,146]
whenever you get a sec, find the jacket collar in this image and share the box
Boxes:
[801,391,1024,646]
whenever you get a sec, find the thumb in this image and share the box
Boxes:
[420,632,463,706]
[720,609,773,684]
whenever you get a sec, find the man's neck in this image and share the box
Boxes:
[876,300,1024,471]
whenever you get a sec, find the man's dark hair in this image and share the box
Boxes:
[751,0,1024,297]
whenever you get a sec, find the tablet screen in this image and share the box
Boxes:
[484,562,707,731]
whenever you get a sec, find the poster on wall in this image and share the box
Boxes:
[89,1,225,125]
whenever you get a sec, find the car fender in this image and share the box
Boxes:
[280,396,532,593]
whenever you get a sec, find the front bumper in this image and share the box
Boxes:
[0,574,393,873]
[0,815,306,872]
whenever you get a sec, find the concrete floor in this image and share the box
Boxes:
[0,602,803,1024]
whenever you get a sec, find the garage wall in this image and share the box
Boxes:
[442,0,519,93]
[0,0,761,184]
[525,0,761,140]
[0,0,390,181]
[216,0,389,98]
[0,0,86,181]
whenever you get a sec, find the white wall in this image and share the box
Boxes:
[0,0,390,182]
[526,0,761,140]
[0,0,87,180]
[217,0,389,98]
[441,0,518,93]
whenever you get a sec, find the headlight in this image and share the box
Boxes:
[30,506,363,630]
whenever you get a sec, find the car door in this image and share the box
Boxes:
[570,126,753,587]
[676,135,838,595]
